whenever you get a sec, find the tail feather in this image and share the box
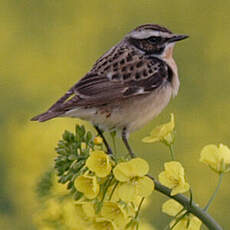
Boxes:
[31,111,62,122]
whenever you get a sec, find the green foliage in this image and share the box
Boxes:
[54,125,95,197]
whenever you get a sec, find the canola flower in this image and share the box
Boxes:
[142,113,175,145]
[159,161,190,196]
[101,202,127,228]
[200,144,230,174]
[113,158,154,202]
[162,199,202,230]
[86,150,112,177]
[74,175,100,199]
[34,124,226,230]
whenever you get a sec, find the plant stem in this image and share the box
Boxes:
[169,144,175,161]
[135,197,145,219]
[148,175,223,230]
[204,173,224,211]
[109,181,119,200]
[111,131,117,156]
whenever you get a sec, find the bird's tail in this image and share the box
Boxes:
[31,111,62,122]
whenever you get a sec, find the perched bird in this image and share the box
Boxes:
[31,24,188,157]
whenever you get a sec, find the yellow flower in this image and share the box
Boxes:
[113,158,149,181]
[75,201,95,218]
[93,218,118,230]
[94,136,103,145]
[113,158,154,202]
[200,144,230,173]
[86,150,112,177]
[74,175,99,199]
[142,113,175,144]
[159,161,190,196]
[63,199,91,229]
[162,199,183,216]
[101,202,127,228]
[162,199,202,230]
[170,215,202,230]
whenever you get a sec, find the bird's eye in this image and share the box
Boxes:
[148,36,161,43]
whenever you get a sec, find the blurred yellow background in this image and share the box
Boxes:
[1,0,230,229]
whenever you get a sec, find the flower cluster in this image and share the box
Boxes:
[35,117,230,230]
[52,125,154,230]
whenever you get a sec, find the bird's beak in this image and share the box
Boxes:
[168,34,189,43]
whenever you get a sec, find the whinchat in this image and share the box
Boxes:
[31,24,188,157]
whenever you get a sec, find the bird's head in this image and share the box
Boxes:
[126,24,188,58]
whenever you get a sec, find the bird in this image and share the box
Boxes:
[31,24,188,157]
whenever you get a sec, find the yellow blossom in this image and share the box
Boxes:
[162,199,183,216]
[113,158,154,202]
[200,144,230,173]
[170,215,202,230]
[142,113,175,144]
[162,199,202,230]
[93,218,118,230]
[74,175,99,199]
[113,158,149,182]
[86,150,112,177]
[159,161,190,196]
[75,201,95,218]
[94,136,103,145]
[101,202,127,228]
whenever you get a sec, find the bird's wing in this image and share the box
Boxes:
[54,56,170,110]
[31,50,171,122]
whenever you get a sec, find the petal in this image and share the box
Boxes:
[164,161,184,179]
[113,162,133,182]
[135,176,154,197]
[142,135,160,143]
[158,171,175,188]
[129,158,149,177]
[101,202,127,227]
[118,182,136,202]
[219,144,230,164]
[171,182,190,196]
[188,216,202,230]
[94,218,118,230]
[162,199,184,216]
[86,150,112,177]
[82,202,95,218]
[200,145,219,168]
[74,175,99,199]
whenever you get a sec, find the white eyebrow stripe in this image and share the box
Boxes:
[129,30,172,39]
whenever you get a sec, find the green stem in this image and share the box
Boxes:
[101,176,114,203]
[148,175,223,230]
[109,181,119,200]
[189,188,193,208]
[135,197,145,219]
[111,131,117,156]
[204,173,224,211]
[168,144,175,161]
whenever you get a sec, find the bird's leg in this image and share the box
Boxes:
[122,127,135,158]
[94,125,113,155]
